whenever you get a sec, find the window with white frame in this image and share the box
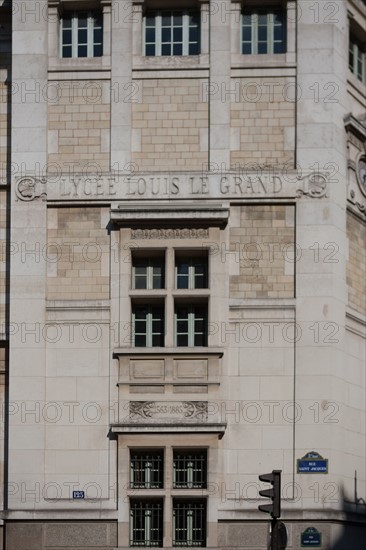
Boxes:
[130,500,164,547]
[173,450,207,489]
[60,11,103,58]
[132,304,165,347]
[242,9,286,54]
[349,34,366,83]
[144,10,200,56]
[175,254,208,289]
[172,500,206,547]
[132,256,165,289]
[130,450,164,489]
[175,304,208,347]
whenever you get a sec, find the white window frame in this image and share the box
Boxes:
[132,257,165,290]
[175,256,208,289]
[130,500,163,547]
[143,10,200,56]
[242,9,286,55]
[132,304,165,348]
[175,304,207,348]
[349,35,366,83]
[60,11,103,58]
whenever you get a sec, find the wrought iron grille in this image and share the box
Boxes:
[130,500,163,547]
[130,451,164,489]
[173,450,207,489]
[173,500,206,547]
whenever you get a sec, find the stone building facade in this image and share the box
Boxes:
[0,0,365,548]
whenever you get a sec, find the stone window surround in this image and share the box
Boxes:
[115,433,221,548]
[133,0,296,69]
[48,0,112,67]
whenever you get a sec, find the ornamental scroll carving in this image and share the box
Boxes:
[131,228,209,239]
[296,173,328,199]
[129,401,208,422]
[15,177,47,202]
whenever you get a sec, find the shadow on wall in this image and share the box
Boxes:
[332,472,366,550]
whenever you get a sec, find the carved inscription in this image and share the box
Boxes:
[129,401,208,422]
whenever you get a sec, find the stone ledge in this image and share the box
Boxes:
[110,422,227,438]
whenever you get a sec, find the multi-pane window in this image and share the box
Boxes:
[175,304,208,347]
[130,500,164,547]
[132,304,165,347]
[349,34,366,83]
[175,255,208,289]
[130,451,164,489]
[173,500,206,547]
[60,12,103,58]
[133,257,165,289]
[173,450,207,489]
[242,10,286,54]
[144,11,200,56]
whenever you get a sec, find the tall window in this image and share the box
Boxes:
[130,451,164,489]
[173,500,206,547]
[173,450,207,489]
[349,34,366,83]
[242,9,286,54]
[130,500,164,547]
[144,11,200,56]
[60,12,103,58]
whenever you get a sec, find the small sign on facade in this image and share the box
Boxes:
[301,527,322,546]
[72,491,85,499]
[297,452,328,474]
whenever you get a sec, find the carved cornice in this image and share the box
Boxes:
[131,228,209,239]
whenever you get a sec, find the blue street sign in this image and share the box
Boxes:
[301,527,322,546]
[297,452,328,474]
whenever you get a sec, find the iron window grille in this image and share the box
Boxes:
[349,34,366,83]
[130,451,164,489]
[242,9,286,54]
[132,257,165,290]
[144,10,200,56]
[173,500,206,547]
[130,500,164,547]
[60,12,103,58]
[173,450,207,489]
[175,256,208,289]
[175,304,208,347]
[132,304,165,347]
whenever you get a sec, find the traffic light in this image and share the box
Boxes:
[258,470,281,519]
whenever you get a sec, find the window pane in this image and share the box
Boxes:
[62,29,72,44]
[62,45,72,58]
[242,27,252,41]
[258,14,267,25]
[173,43,182,55]
[78,16,88,28]
[162,14,172,26]
[62,16,72,29]
[258,42,267,54]
[145,44,156,56]
[162,43,171,55]
[189,43,200,55]
[94,44,103,56]
[177,334,189,346]
[78,29,88,44]
[94,28,102,43]
[134,334,146,347]
[146,28,156,42]
[273,42,284,54]
[162,28,171,42]
[173,27,182,42]
[274,25,283,41]
[78,45,88,57]
[145,14,155,26]
[242,43,252,54]
[258,26,267,41]
[173,14,182,25]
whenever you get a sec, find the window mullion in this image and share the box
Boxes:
[157,13,162,56]
[269,12,274,55]
[253,12,258,55]
[72,14,78,58]
[183,12,189,56]
[188,309,194,347]
[87,13,93,57]
[147,309,152,347]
